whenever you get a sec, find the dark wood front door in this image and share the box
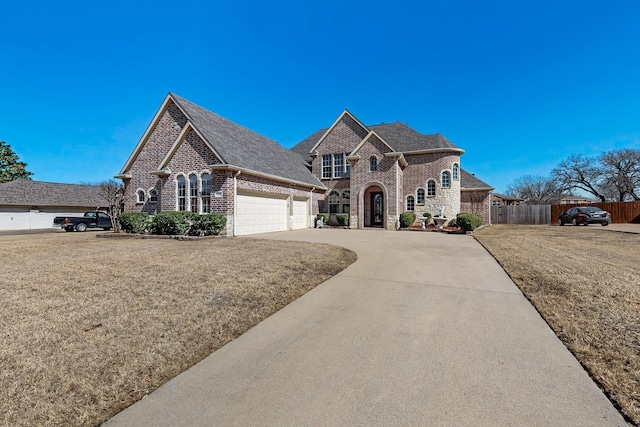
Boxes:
[370,192,383,227]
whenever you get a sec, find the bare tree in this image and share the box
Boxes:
[551,154,606,202]
[506,175,564,204]
[598,149,640,201]
[98,179,124,232]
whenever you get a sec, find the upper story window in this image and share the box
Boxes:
[149,189,158,203]
[452,163,459,180]
[442,171,451,189]
[427,180,436,197]
[417,188,425,205]
[136,189,145,204]
[177,176,186,211]
[406,195,415,211]
[201,173,211,213]
[370,156,378,172]
[322,153,349,179]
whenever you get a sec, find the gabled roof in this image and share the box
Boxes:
[170,94,323,189]
[0,180,108,207]
[290,120,463,162]
[120,93,324,189]
[460,169,494,191]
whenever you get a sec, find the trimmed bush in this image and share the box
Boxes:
[119,212,150,234]
[316,213,329,227]
[150,211,198,235]
[422,212,432,221]
[456,213,483,232]
[399,212,417,228]
[190,214,227,236]
[336,214,349,226]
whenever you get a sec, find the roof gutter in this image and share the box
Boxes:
[210,164,327,191]
[401,148,465,155]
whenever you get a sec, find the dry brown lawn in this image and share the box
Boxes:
[0,231,356,427]
[474,225,640,425]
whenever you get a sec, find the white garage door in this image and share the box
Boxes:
[291,198,308,230]
[236,192,287,236]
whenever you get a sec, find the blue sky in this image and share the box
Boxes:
[2,0,640,193]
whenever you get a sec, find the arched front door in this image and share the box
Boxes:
[371,192,383,227]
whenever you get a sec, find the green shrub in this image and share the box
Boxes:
[190,214,227,236]
[150,211,198,235]
[456,213,483,231]
[399,212,417,228]
[316,213,329,226]
[336,214,349,226]
[119,212,150,234]
[422,212,432,220]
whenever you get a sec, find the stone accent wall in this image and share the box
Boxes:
[403,153,461,219]
[460,190,491,224]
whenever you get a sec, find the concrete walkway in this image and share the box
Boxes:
[105,229,626,426]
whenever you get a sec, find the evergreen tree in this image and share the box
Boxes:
[0,141,33,183]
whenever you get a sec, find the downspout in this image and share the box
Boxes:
[309,187,315,228]
[233,170,241,236]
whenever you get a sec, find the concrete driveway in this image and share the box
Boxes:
[105,229,626,426]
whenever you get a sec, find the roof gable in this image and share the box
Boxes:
[308,110,369,154]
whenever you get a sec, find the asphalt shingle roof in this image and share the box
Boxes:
[460,169,493,190]
[170,94,323,188]
[0,180,108,207]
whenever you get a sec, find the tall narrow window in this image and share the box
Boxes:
[406,195,415,211]
[136,189,145,204]
[189,175,198,212]
[345,157,351,177]
[333,153,344,178]
[201,173,211,213]
[342,190,350,214]
[427,180,436,197]
[417,188,425,205]
[452,163,459,180]
[441,171,451,189]
[149,189,158,203]
[328,191,340,214]
[370,156,378,172]
[322,154,332,179]
[177,176,186,211]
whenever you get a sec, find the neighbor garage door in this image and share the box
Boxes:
[236,192,288,236]
[291,198,309,230]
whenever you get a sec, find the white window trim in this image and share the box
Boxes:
[441,170,452,189]
[321,153,350,179]
[148,188,158,203]
[136,188,146,204]
[452,163,460,181]
[427,179,436,197]
[416,188,425,205]
[176,174,188,211]
[406,195,415,212]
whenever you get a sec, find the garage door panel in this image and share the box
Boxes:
[236,193,287,236]
[292,199,308,230]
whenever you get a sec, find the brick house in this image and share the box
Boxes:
[117,93,493,235]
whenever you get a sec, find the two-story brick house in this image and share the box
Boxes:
[117,93,493,235]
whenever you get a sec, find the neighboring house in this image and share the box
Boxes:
[0,180,108,231]
[557,195,599,205]
[491,193,525,206]
[117,93,493,235]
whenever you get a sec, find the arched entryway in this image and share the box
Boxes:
[362,185,385,228]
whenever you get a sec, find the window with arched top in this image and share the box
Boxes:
[201,173,211,213]
[417,188,425,205]
[442,171,451,189]
[427,180,436,197]
[342,190,350,214]
[189,175,198,212]
[177,176,186,211]
[370,156,378,172]
[406,195,415,211]
[452,163,459,181]
[149,189,158,203]
[136,189,145,204]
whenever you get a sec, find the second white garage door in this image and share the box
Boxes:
[291,198,308,230]
[236,192,288,236]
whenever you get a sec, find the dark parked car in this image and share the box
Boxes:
[53,211,112,232]
[558,206,611,226]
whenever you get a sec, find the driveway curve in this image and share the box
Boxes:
[105,229,626,426]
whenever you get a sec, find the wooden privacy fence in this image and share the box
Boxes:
[550,201,640,224]
[491,205,551,225]
[492,201,640,224]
